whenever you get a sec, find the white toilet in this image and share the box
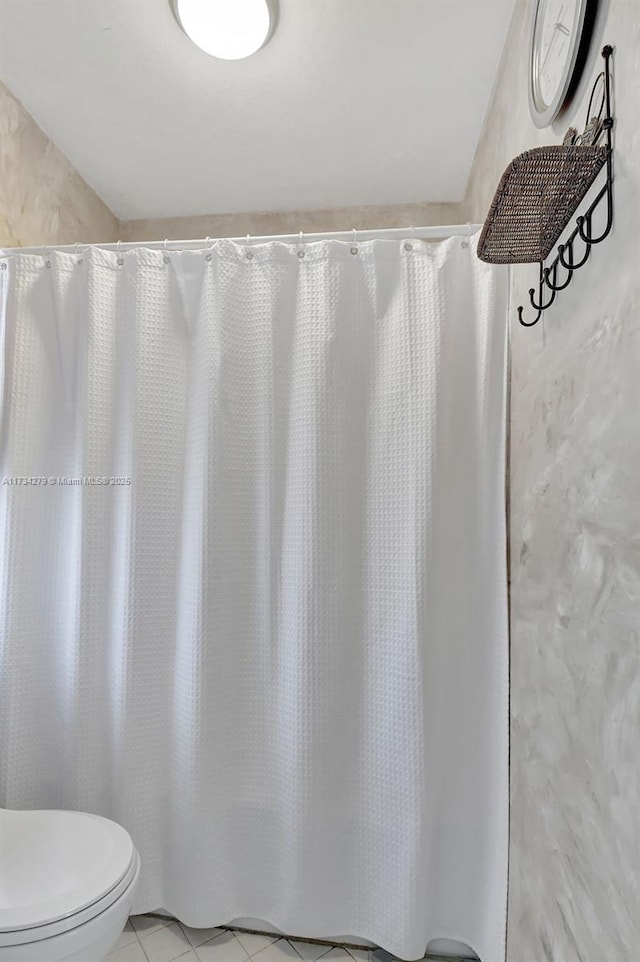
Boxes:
[0,808,140,962]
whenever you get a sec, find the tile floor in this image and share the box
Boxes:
[107,915,462,962]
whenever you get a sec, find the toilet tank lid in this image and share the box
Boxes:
[0,809,135,931]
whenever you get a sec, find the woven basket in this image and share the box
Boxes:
[477,145,608,264]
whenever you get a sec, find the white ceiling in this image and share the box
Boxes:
[0,0,515,221]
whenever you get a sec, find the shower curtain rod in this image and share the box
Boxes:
[1,224,480,256]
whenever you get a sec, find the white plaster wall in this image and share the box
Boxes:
[0,81,119,247]
[464,2,640,960]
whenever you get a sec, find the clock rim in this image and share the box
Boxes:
[528,0,589,129]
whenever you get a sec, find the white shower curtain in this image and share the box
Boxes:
[0,236,508,962]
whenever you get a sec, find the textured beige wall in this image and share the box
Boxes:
[464,2,640,960]
[0,81,119,247]
[120,202,463,243]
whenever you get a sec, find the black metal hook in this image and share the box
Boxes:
[530,263,557,311]
[517,263,550,327]
[517,303,543,327]
[544,248,573,291]
[557,227,591,270]
[576,174,613,245]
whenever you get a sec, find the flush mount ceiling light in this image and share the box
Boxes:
[171,0,277,60]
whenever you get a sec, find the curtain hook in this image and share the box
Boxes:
[351,228,358,255]
[116,239,124,265]
[297,231,305,258]
[403,225,416,253]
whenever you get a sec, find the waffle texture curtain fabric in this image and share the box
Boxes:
[0,238,508,962]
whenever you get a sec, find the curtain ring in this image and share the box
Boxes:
[460,222,473,249]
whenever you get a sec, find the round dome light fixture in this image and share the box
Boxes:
[171,0,277,60]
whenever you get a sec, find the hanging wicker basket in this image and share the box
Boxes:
[477,145,608,264]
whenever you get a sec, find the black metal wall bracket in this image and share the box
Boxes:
[518,45,614,327]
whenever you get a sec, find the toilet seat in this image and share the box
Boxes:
[0,809,137,947]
